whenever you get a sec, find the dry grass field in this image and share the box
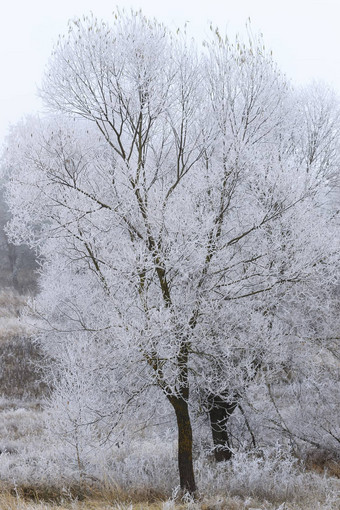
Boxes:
[0,492,339,510]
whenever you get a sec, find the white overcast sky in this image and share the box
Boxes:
[1,0,340,143]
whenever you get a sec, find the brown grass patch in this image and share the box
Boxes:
[2,483,169,509]
[304,450,340,479]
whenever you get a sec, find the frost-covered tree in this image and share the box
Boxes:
[2,12,339,493]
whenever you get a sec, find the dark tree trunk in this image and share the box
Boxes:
[169,396,196,494]
[208,394,238,462]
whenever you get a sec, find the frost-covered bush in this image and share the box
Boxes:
[195,446,340,507]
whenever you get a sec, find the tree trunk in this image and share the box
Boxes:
[169,396,196,494]
[208,394,238,462]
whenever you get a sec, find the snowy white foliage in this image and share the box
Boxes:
[1,11,339,493]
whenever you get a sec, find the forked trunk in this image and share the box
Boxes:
[169,396,196,494]
[208,394,238,462]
